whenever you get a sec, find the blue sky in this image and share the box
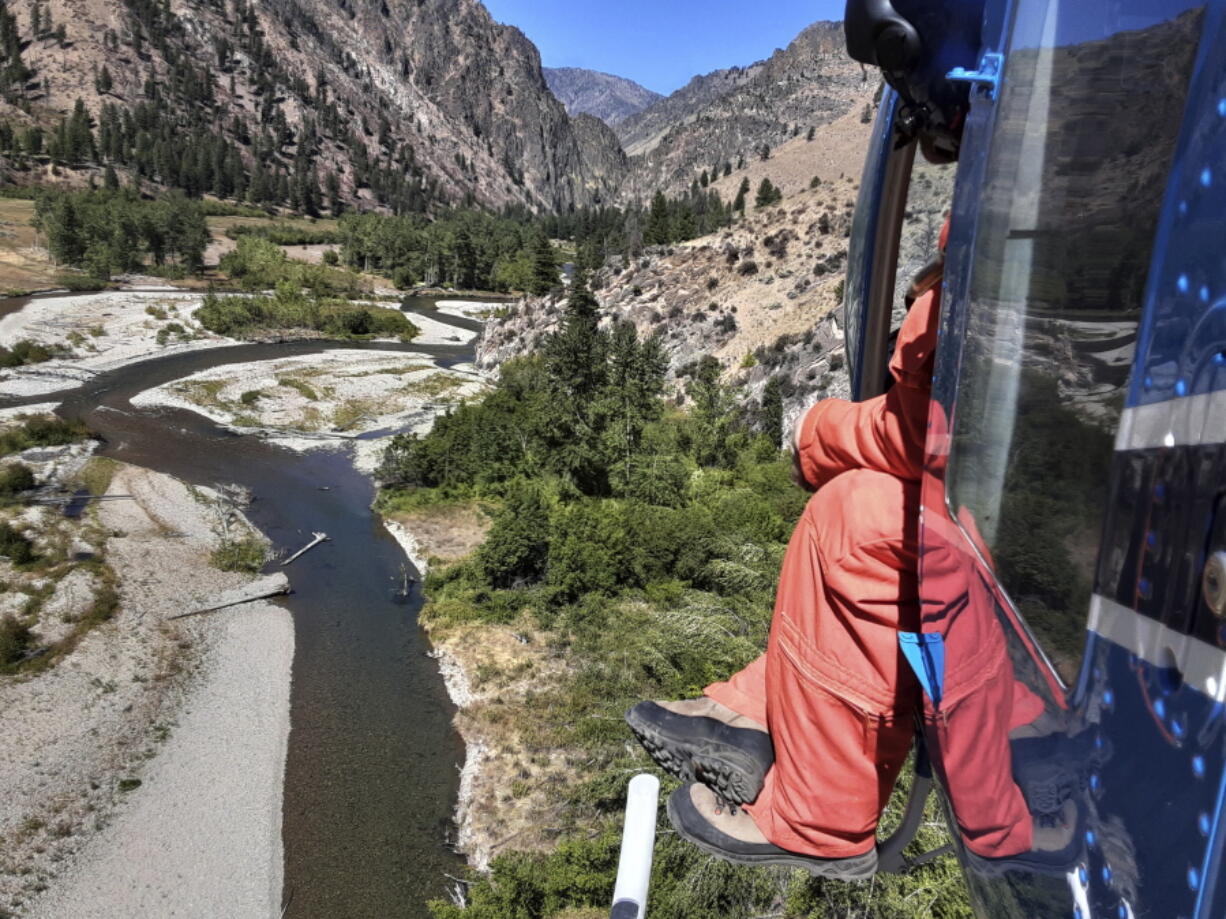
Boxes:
[482,0,847,96]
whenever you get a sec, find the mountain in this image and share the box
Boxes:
[543,67,662,127]
[0,0,627,213]
[616,22,870,201]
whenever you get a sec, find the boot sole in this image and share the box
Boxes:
[666,786,878,880]
[626,704,770,807]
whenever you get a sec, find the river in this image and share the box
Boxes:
[0,293,491,917]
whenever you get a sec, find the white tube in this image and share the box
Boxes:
[609,773,660,919]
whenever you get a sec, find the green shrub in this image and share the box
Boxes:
[54,273,110,292]
[0,462,36,497]
[224,223,340,246]
[0,339,58,367]
[199,200,271,218]
[0,414,88,456]
[210,535,266,573]
[477,480,550,588]
[239,390,262,406]
[0,521,34,564]
[196,287,417,341]
[219,235,366,297]
[0,614,33,666]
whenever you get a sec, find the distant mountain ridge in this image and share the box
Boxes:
[544,67,662,127]
[616,21,869,201]
[0,0,627,213]
[0,1,866,216]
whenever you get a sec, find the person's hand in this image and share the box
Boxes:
[790,442,816,493]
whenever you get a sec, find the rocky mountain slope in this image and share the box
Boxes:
[480,100,956,435]
[0,0,627,212]
[480,176,864,430]
[544,67,661,127]
[615,22,871,201]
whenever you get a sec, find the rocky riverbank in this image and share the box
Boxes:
[0,461,292,918]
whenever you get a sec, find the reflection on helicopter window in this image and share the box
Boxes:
[893,158,954,327]
[945,0,1205,684]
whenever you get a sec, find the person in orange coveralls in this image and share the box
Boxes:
[626,0,1085,877]
[628,254,943,879]
[628,236,1081,875]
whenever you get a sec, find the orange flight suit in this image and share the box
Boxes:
[704,287,939,857]
[705,272,1043,859]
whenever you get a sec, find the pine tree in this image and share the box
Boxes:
[733,177,750,214]
[66,99,95,163]
[755,177,781,208]
[807,126,816,141]
[95,66,113,95]
[687,355,737,468]
[453,226,477,289]
[760,376,783,448]
[646,191,671,246]
[542,270,609,491]
[325,170,343,216]
[529,233,557,296]
[602,320,666,492]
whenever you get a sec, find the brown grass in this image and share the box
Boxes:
[0,198,58,293]
[392,502,491,565]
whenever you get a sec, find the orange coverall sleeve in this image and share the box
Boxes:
[795,287,941,490]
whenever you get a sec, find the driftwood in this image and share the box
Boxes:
[281,532,328,567]
[170,573,291,620]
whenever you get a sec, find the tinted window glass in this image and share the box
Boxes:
[946,0,1204,683]
[894,157,955,327]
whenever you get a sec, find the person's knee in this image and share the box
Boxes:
[801,470,915,546]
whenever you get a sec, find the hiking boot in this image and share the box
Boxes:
[666,783,879,879]
[964,798,1084,876]
[626,698,773,806]
[1011,729,1112,818]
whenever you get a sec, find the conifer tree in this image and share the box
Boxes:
[542,270,609,491]
[760,376,784,448]
[529,233,557,296]
[733,177,750,214]
[755,177,781,208]
[646,191,671,246]
[602,320,666,491]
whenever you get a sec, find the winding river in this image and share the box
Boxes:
[0,295,490,918]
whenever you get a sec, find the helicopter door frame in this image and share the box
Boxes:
[844,89,918,403]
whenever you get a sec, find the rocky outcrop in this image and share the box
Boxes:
[477,180,867,428]
[544,67,662,126]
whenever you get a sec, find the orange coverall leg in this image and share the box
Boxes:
[712,470,922,857]
[704,279,1040,860]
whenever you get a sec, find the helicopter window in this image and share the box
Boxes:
[944,0,1205,684]
[893,158,954,329]
[846,93,956,401]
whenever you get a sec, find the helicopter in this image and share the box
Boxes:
[841,0,1226,914]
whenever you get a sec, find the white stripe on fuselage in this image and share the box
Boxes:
[1115,390,1226,451]
[1088,594,1226,702]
